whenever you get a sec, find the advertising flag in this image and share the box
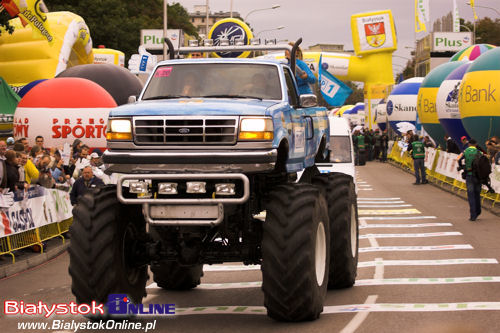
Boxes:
[318,56,352,107]
[1,0,54,44]
[453,0,460,32]
[415,0,429,32]
[469,0,478,20]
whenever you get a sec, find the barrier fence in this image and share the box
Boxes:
[0,186,73,263]
[389,141,500,208]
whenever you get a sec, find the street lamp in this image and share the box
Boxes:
[256,25,285,37]
[244,5,280,22]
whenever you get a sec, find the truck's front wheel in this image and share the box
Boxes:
[262,183,330,321]
[68,186,148,315]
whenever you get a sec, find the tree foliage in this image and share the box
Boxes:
[0,1,197,60]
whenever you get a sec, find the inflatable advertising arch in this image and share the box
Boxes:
[0,11,94,90]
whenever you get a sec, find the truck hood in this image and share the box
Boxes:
[109,99,281,117]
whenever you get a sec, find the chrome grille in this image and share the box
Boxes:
[133,116,238,145]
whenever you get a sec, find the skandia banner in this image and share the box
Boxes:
[318,56,352,107]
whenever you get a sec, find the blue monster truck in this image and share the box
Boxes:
[68,40,358,322]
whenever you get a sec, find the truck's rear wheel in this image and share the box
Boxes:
[313,173,358,289]
[68,186,147,316]
[151,262,203,290]
[262,183,330,321]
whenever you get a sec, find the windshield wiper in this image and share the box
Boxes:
[142,95,192,100]
[202,94,263,100]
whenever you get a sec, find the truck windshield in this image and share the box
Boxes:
[142,63,283,101]
[329,136,352,163]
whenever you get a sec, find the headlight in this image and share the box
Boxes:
[106,119,132,140]
[239,118,273,141]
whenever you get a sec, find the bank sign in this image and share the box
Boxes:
[140,29,183,50]
[432,32,472,52]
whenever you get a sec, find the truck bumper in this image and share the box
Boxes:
[103,149,278,173]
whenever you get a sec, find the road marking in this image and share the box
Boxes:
[360,232,462,239]
[360,223,452,229]
[361,216,436,220]
[358,197,401,201]
[359,209,421,215]
[358,258,498,267]
[340,295,378,333]
[323,302,500,313]
[358,204,413,208]
[359,184,372,187]
[203,264,260,272]
[358,188,373,191]
[357,201,406,204]
[139,302,500,316]
[359,244,474,252]
[147,276,500,290]
[356,276,500,286]
[374,257,384,280]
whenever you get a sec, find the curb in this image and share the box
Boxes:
[0,239,70,279]
[388,161,500,217]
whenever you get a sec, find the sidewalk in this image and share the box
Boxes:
[0,237,70,279]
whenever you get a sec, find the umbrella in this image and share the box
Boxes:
[396,121,416,134]
[352,125,363,132]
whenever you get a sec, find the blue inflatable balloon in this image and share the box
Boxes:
[386,77,424,135]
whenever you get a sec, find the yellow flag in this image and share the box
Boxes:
[469,0,478,20]
[415,0,428,33]
[14,0,54,44]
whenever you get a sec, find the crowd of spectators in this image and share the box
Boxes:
[0,136,109,204]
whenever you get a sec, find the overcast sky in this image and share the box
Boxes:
[173,0,499,74]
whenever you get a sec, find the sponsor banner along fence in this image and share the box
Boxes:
[389,142,500,199]
[0,186,72,238]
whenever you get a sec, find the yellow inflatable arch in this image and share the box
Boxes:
[0,11,93,89]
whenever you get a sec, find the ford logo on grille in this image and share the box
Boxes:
[178,128,190,134]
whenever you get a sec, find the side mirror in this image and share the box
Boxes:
[299,94,318,108]
[127,95,137,104]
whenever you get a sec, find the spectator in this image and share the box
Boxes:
[51,150,69,184]
[36,155,55,188]
[0,140,7,189]
[486,136,500,164]
[6,137,15,150]
[423,136,435,148]
[72,139,83,159]
[408,134,428,185]
[380,130,389,162]
[461,136,469,150]
[30,145,44,164]
[70,166,104,205]
[445,135,460,154]
[5,150,24,192]
[17,137,29,153]
[0,140,7,160]
[17,151,39,184]
[73,145,90,178]
[457,138,482,221]
[285,42,316,95]
[35,135,49,153]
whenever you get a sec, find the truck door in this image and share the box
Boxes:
[283,67,308,170]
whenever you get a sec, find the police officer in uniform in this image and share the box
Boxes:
[457,138,482,221]
[408,134,427,185]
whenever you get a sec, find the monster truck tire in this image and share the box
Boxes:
[151,262,203,290]
[68,186,147,316]
[313,173,358,289]
[262,183,330,322]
